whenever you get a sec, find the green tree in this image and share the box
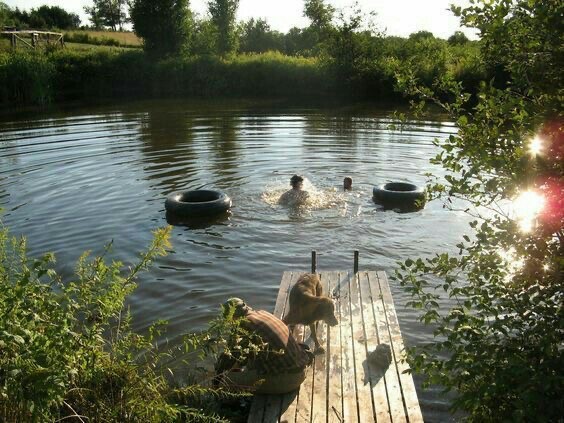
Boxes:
[0,2,12,27]
[10,8,31,29]
[395,0,563,420]
[304,0,334,32]
[84,0,128,31]
[29,6,80,30]
[303,0,335,52]
[189,18,216,55]
[447,30,468,46]
[402,34,449,86]
[130,0,192,58]
[239,18,284,53]
[408,30,435,41]
[207,0,239,56]
[283,26,318,56]
[323,4,383,95]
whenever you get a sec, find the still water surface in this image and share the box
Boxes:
[1,100,469,421]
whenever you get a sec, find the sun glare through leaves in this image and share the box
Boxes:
[512,190,546,233]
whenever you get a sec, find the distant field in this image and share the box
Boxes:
[0,37,134,53]
[64,30,142,47]
[0,30,142,52]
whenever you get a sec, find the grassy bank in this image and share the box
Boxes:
[63,30,142,48]
[0,40,485,108]
[0,50,330,106]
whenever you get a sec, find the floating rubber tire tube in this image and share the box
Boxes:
[165,190,232,218]
[373,182,426,210]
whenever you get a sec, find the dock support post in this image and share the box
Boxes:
[311,250,317,274]
[353,250,359,274]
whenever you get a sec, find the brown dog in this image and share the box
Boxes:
[283,273,338,353]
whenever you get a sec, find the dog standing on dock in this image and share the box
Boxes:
[283,273,338,354]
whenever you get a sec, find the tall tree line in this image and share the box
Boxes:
[0,2,80,30]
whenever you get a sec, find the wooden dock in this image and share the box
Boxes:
[248,269,423,423]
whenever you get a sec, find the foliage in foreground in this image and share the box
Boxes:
[0,225,253,422]
[395,0,563,421]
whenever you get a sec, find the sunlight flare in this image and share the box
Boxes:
[512,190,545,232]
[528,135,543,156]
[498,247,525,282]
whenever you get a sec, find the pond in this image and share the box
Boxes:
[0,99,468,421]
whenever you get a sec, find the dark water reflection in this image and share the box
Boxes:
[0,99,467,421]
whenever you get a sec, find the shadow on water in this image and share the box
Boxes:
[0,99,462,422]
[208,114,241,180]
[373,202,426,214]
[138,108,197,189]
[165,211,232,229]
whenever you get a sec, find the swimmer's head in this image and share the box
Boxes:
[344,176,352,190]
[290,174,304,189]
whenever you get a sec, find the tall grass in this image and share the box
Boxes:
[0,52,55,105]
[0,42,486,108]
[64,30,142,48]
[154,52,329,97]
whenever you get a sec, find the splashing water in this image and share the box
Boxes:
[261,177,347,211]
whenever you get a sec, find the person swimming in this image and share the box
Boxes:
[278,174,310,206]
[343,176,352,191]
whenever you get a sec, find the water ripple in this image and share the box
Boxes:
[0,100,463,420]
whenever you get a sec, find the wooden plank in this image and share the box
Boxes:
[340,272,359,422]
[263,394,285,423]
[293,324,313,423]
[248,395,267,423]
[251,270,423,423]
[326,272,344,423]
[278,271,302,423]
[310,273,329,422]
[350,272,375,421]
[274,271,295,318]
[15,34,34,49]
[367,272,406,422]
[376,272,424,423]
[0,30,63,36]
[358,272,391,423]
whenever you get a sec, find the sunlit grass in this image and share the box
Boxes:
[64,30,142,46]
[65,42,134,52]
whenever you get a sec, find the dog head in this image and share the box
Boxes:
[317,298,338,326]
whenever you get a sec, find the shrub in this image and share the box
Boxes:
[0,51,55,105]
[394,0,563,420]
[0,224,255,422]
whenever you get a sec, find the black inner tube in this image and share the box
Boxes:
[165,189,232,219]
[382,182,419,192]
[178,190,221,203]
[373,182,425,211]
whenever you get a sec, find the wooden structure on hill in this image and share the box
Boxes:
[248,252,423,423]
[1,30,64,50]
